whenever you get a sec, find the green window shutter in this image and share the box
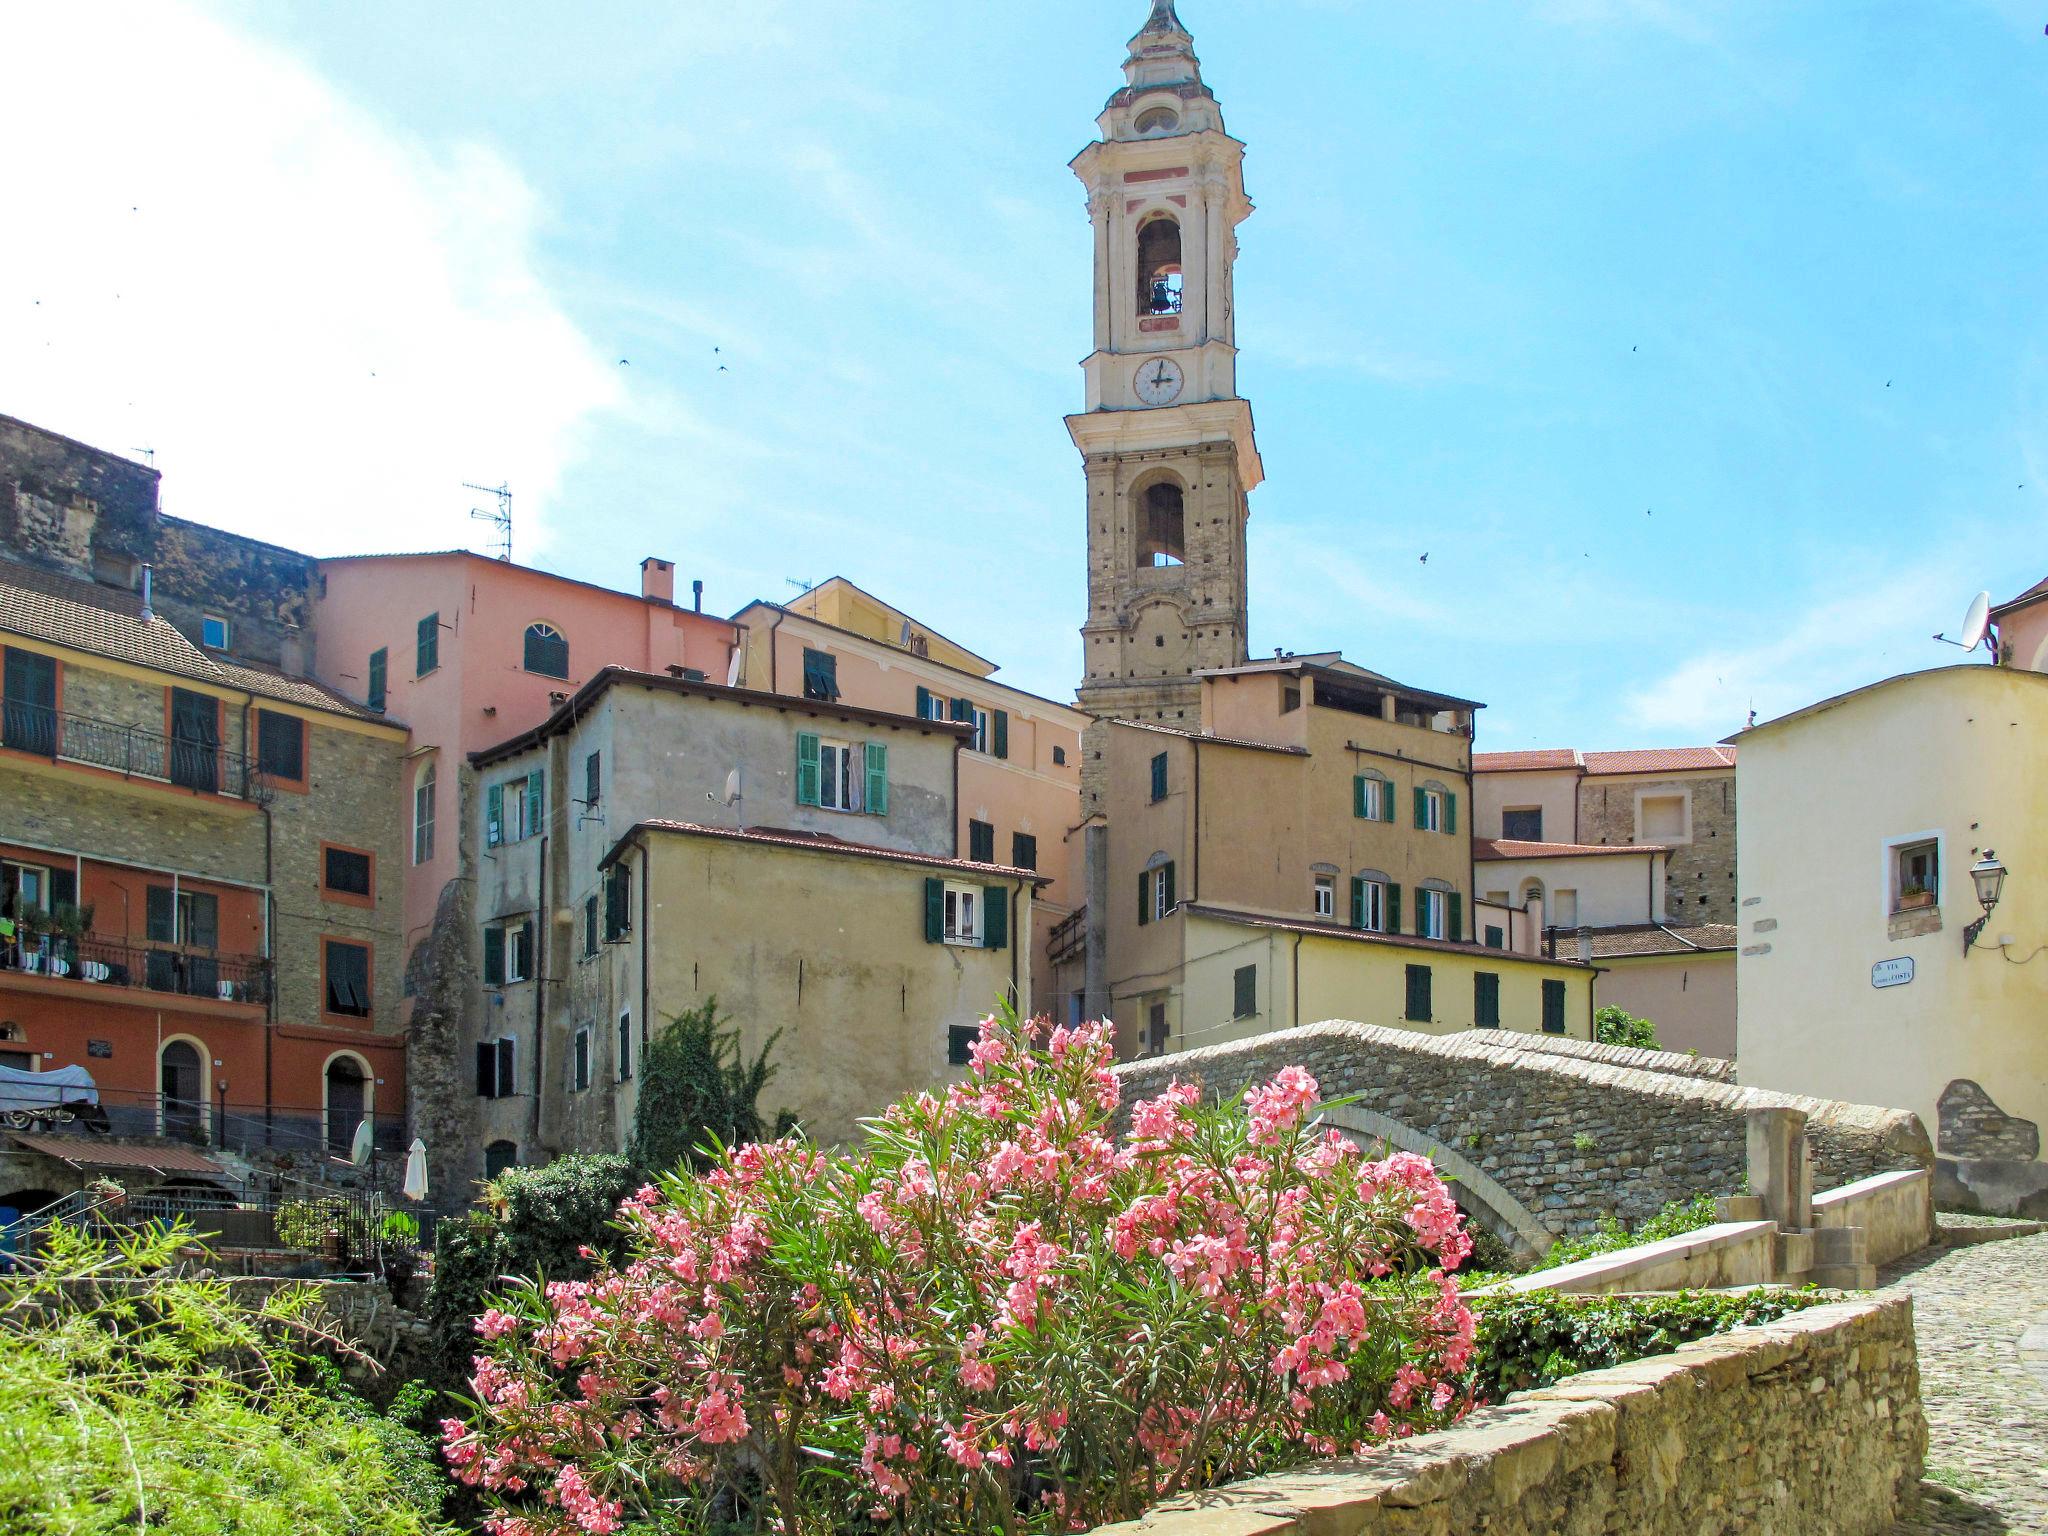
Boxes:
[924,878,944,943]
[796,732,821,806]
[1349,876,1365,929]
[1383,784,1397,824]
[1386,882,1401,935]
[1413,785,1427,829]
[951,697,973,723]
[525,772,543,836]
[982,885,1008,950]
[367,648,387,712]
[146,885,174,942]
[1447,892,1463,942]
[864,741,889,815]
[1353,776,1367,819]
[486,783,504,847]
[915,685,932,719]
[992,710,1009,760]
[1542,978,1567,1034]
[416,613,438,675]
[483,925,505,985]
[1161,861,1176,913]
[1446,792,1458,835]
[1475,972,1500,1028]
[1138,870,1151,926]
[1151,752,1168,802]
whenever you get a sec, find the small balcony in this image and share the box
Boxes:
[0,698,272,802]
[1,932,272,1008]
[1049,905,1087,966]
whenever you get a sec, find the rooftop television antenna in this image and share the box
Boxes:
[466,481,513,562]
[1933,591,1992,653]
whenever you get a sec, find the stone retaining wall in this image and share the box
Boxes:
[1474,1029,1738,1084]
[1086,1295,1923,1536]
[1117,1021,1931,1235]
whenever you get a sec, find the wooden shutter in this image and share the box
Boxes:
[367,648,386,712]
[1475,972,1500,1028]
[1447,892,1463,942]
[417,613,437,675]
[951,697,973,723]
[992,710,1009,760]
[924,877,944,942]
[476,1043,497,1098]
[486,782,503,847]
[1151,753,1168,802]
[525,772,543,836]
[1353,776,1367,819]
[982,886,1008,950]
[915,685,932,719]
[483,925,505,985]
[1385,883,1401,934]
[497,1039,516,1098]
[795,732,821,806]
[1446,792,1458,835]
[864,742,889,815]
[1138,870,1151,926]
[1413,785,1427,829]
[146,885,175,942]
[1350,876,1366,929]
[1160,861,1176,913]
[1543,979,1566,1034]
[1383,785,1396,824]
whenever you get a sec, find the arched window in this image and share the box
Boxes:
[1134,106,1179,134]
[412,760,436,865]
[159,1039,205,1143]
[485,1140,518,1179]
[1137,480,1185,567]
[523,622,569,679]
[324,1053,369,1157]
[1136,216,1183,315]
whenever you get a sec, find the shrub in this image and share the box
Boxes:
[1542,1192,1722,1268]
[1467,1287,1834,1400]
[276,1194,371,1253]
[450,1011,1480,1534]
[0,1220,455,1534]
[1593,1005,1660,1050]
[626,998,778,1176]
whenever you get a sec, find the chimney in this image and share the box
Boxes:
[691,578,704,613]
[280,632,306,678]
[1576,927,1594,966]
[640,557,674,605]
[139,564,154,621]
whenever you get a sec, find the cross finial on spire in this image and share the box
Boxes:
[1142,0,1185,33]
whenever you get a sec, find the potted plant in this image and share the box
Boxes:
[1898,882,1935,911]
[18,909,51,973]
[51,904,88,972]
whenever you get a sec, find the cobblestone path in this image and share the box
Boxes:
[1886,1230,2048,1534]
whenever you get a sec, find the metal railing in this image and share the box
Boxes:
[0,933,272,1005]
[1049,905,1087,965]
[1,1178,437,1264]
[0,698,271,801]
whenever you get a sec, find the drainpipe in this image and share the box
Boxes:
[1290,932,1302,1028]
[1010,884,1021,1013]
[531,830,548,1148]
[638,840,650,1057]
[1189,739,1200,902]
[766,609,787,694]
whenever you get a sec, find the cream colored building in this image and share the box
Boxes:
[1733,663,2048,1215]
[732,579,1085,1014]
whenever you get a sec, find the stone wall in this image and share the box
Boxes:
[1084,1296,1923,1536]
[1473,1027,1737,1084]
[1116,1021,1930,1236]
[1576,770,1737,924]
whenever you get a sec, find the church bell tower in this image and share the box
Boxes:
[1070,1,1262,808]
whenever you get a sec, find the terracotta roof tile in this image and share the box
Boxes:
[1109,719,1309,756]
[1474,838,1669,860]
[1180,903,1592,968]
[9,1132,224,1175]
[1581,746,1736,775]
[1582,923,1738,958]
[1472,749,1582,772]
[605,819,1048,884]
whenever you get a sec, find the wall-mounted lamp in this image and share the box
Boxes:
[1963,850,2007,957]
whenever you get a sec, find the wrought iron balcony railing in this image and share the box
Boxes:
[0,697,271,801]
[1,933,273,1006]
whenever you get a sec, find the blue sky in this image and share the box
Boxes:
[3,2,2044,747]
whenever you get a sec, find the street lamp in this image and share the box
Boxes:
[1963,850,2007,957]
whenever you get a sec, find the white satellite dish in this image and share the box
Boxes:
[1959,591,1991,652]
[722,767,742,806]
[725,649,743,688]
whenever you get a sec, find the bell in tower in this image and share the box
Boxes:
[1069,1,1264,808]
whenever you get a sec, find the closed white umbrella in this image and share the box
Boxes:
[401,1138,428,1203]
[349,1118,374,1167]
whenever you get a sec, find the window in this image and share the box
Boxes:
[201,614,230,650]
[523,622,569,679]
[1484,924,1505,949]
[1138,481,1185,567]
[1551,888,1579,928]
[1404,964,1432,1023]
[1892,839,1939,913]
[584,750,601,810]
[1052,745,1067,766]
[483,918,535,985]
[3,646,59,756]
[477,1038,517,1099]
[1138,860,1176,924]
[1639,793,1687,842]
[1350,877,1391,933]
[485,1139,518,1178]
[1353,775,1392,822]
[969,706,992,754]
[1136,215,1183,315]
[1150,752,1169,802]
[1233,964,1256,1020]
[1313,874,1335,919]
[322,846,373,903]
[367,648,387,713]
[798,734,887,816]
[1011,832,1037,871]
[488,771,543,845]
[618,1009,633,1082]
[1282,685,1301,714]
[324,940,371,1017]
[947,1024,977,1066]
[943,883,980,945]
[604,865,631,941]
[1474,972,1500,1029]
[923,878,1008,950]
[416,612,439,676]
[1147,1003,1169,1055]
[167,687,220,793]
[256,711,304,782]
[1542,978,1568,1034]
[584,893,599,956]
[571,1027,592,1092]
[968,820,996,864]
[818,740,860,812]
[1417,888,1447,940]
[1501,807,1543,841]
[801,647,838,702]
[1413,785,1455,834]
[146,886,219,949]
[915,686,947,722]
[413,762,436,864]
[1134,105,1179,134]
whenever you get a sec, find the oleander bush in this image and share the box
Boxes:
[448,1010,1481,1536]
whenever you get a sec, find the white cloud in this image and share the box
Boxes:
[0,2,618,555]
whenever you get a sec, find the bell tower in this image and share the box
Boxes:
[1070,1,1262,808]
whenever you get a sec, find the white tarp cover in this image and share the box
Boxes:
[0,1064,98,1114]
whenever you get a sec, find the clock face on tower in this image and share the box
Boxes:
[1133,357,1185,407]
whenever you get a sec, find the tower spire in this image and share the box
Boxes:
[1124,0,1201,91]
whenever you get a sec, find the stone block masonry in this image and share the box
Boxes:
[1083,1295,1924,1536]
[1116,1020,1931,1237]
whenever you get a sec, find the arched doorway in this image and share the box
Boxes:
[324,1055,368,1158]
[484,1140,518,1180]
[159,1039,205,1143]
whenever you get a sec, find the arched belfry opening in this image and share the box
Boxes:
[1137,215,1182,315]
[1138,480,1186,567]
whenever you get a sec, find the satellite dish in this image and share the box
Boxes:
[899,620,913,647]
[722,767,742,806]
[1959,592,1991,652]
[725,649,743,688]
